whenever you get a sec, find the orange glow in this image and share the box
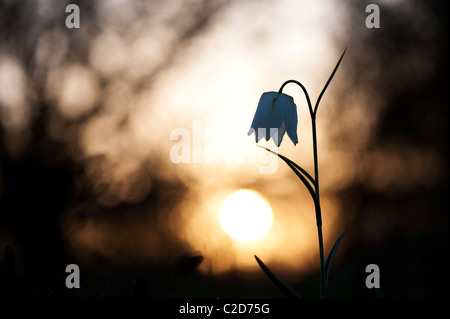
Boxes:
[1,0,368,276]
[219,189,273,242]
[173,185,343,276]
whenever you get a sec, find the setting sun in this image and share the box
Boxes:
[219,189,273,242]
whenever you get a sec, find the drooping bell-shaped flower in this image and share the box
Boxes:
[248,92,298,147]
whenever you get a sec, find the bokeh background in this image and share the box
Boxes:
[0,0,447,298]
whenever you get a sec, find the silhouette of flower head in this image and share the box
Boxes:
[248,91,298,147]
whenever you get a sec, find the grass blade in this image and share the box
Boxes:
[324,231,346,291]
[254,255,302,299]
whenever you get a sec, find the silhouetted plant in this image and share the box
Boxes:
[248,49,347,299]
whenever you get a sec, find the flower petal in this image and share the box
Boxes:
[269,94,284,144]
[278,93,298,145]
[248,91,298,147]
[285,102,298,145]
[248,92,278,142]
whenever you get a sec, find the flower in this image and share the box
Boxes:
[248,91,298,147]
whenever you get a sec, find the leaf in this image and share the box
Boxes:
[258,146,322,226]
[314,47,347,115]
[257,146,315,185]
[254,255,302,299]
[324,231,346,291]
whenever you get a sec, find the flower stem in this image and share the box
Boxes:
[312,115,325,299]
[311,116,320,201]
[276,50,345,299]
[278,80,313,116]
[279,80,326,299]
[317,225,325,298]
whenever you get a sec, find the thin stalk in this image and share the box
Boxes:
[312,115,325,299]
[277,49,345,299]
[278,80,313,116]
[279,81,326,299]
[317,225,325,298]
[311,117,320,201]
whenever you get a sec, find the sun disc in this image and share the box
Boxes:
[219,189,273,242]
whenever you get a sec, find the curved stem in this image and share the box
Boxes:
[272,48,347,299]
[278,80,314,117]
[278,79,326,299]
